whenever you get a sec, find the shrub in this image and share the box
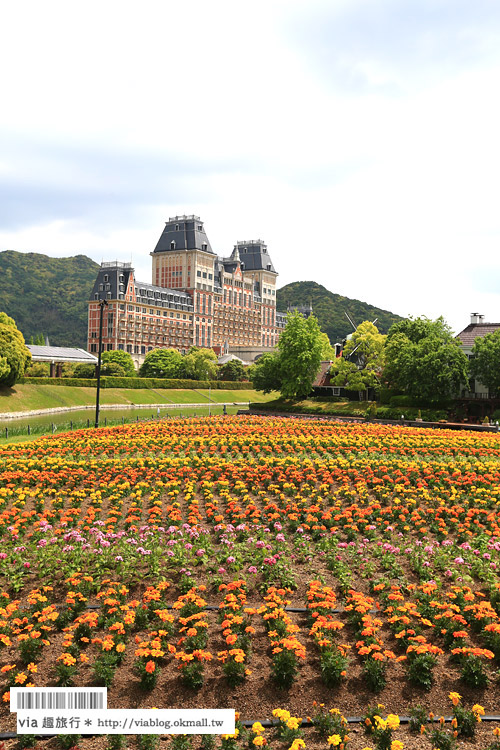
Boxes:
[19,376,250,389]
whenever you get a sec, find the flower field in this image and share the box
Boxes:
[2,415,500,749]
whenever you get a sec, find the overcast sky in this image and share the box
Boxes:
[1,0,500,334]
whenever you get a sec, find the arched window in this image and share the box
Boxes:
[170,241,176,250]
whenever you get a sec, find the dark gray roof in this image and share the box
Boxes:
[89,262,133,301]
[236,241,276,273]
[153,215,214,254]
[27,346,98,363]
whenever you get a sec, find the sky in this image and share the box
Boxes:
[1,0,500,334]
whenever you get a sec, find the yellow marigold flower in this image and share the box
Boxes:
[391,742,404,750]
[449,691,461,706]
[287,717,301,730]
[252,722,265,735]
[472,704,485,717]
[327,735,341,746]
[288,740,305,750]
[386,715,400,730]
[253,737,266,747]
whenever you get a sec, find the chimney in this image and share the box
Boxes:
[470,313,484,325]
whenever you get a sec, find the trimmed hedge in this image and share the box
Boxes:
[250,400,448,422]
[18,377,250,390]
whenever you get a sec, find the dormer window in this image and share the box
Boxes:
[198,225,203,231]
[103,274,109,282]
[170,241,176,250]
[175,224,179,231]
[202,243,207,251]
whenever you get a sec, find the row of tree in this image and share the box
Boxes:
[251,311,500,403]
[50,347,246,382]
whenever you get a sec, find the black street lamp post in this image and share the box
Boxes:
[95,298,108,428]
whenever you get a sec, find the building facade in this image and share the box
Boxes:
[456,313,500,398]
[88,215,287,367]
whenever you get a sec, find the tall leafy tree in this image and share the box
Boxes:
[330,321,386,394]
[277,312,327,399]
[218,359,246,382]
[139,348,183,378]
[0,312,31,387]
[250,353,282,393]
[470,330,500,394]
[383,316,468,402]
[181,348,218,380]
[101,349,136,377]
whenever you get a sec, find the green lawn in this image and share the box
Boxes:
[0,384,274,414]
[196,389,278,403]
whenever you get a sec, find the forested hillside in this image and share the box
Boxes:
[276,280,403,343]
[0,251,99,347]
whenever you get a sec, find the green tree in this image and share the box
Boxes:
[383,316,468,402]
[330,321,386,394]
[0,312,31,387]
[139,348,183,378]
[219,359,246,382]
[25,362,50,378]
[277,312,326,399]
[74,363,96,378]
[100,362,126,377]
[101,350,136,377]
[181,348,218,381]
[470,330,500,394]
[250,353,282,393]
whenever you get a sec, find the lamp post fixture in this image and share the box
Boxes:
[95,298,108,428]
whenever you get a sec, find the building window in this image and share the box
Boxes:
[103,275,108,282]
[202,243,207,251]
[170,241,176,250]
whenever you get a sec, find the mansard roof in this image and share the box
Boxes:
[89,262,133,301]
[153,215,214,254]
[235,240,276,273]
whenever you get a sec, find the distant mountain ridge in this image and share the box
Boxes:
[0,252,404,349]
[276,281,403,343]
[0,250,99,348]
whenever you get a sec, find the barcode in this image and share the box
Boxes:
[11,688,106,712]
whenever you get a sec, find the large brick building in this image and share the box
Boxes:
[88,215,286,366]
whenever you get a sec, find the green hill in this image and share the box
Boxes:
[0,251,99,348]
[276,280,403,343]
